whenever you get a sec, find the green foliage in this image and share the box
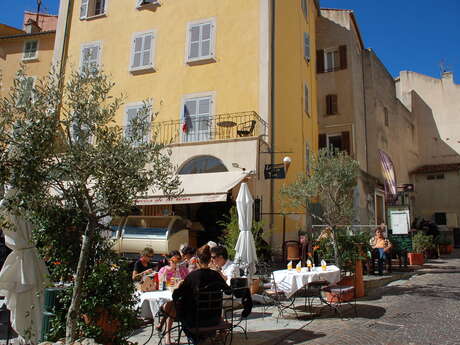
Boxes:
[412,232,434,254]
[219,206,272,262]
[0,67,182,343]
[314,230,371,272]
[280,148,359,227]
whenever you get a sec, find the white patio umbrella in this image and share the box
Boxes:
[234,182,258,279]
[0,188,49,344]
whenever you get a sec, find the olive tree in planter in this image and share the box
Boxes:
[280,148,360,269]
[0,68,181,344]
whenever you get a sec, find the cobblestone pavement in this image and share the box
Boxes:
[265,250,460,345]
[128,251,460,345]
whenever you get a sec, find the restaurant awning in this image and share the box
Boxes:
[136,171,248,205]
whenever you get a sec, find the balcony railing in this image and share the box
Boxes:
[151,111,268,145]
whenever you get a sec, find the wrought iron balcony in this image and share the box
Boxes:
[151,111,268,145]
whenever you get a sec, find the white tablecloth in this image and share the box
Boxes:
[136,290,173,319]
[272,265,341,297]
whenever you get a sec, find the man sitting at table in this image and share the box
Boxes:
[132,247,156,281]
[210,246,240,285]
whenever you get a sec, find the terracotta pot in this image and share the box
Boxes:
[82,308,120,344]
[408,253,425,265]
[440,244,454,254]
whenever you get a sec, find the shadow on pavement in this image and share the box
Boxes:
[238,328,326,345]
[379,281,460,300]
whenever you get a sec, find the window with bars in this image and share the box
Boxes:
[23,40,38,60]
[80,42,101,74]
[80,0,106,19]
[186,19,216,63]
[130,31,155,71]
[326,94,338,115]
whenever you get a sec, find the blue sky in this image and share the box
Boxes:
[1,0,459,83]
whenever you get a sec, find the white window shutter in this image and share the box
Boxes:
[136,0,144,8]
[142,33,153,67]
[189,25,200,59]
[91,45,100,72]
[304,32,310,61]
[80,0,89,19]
[201,23,212,57]
[125,107,138,139]
[132,36,143,68]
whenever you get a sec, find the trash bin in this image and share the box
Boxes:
[40,287,64,342]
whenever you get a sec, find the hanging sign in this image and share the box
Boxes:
[264,164,286,179]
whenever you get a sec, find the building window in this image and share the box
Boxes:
[17,76,35,107]
[303,32,310,62]
[70,121,93,144]
[434,212,447,225]
[130,31,155,72]
[80,41,102,74]
[384,107,389,127]
[301,0,308,18]
[136,0,159,8]
[182,94,213,142]
[124,103,151,146]
[326,94,338,115]
[319,132,351,155]
[178,155,227,174]
[304,83,310,116]
[305,142,310,175]
[186,18,216,63]
[23,40,38,60]
[80,0,107,19]
[317,45,347,73]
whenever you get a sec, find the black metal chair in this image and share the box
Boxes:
[320,278,358,319]
[178,286,234,345]
[0,302,12,345]
[261,272,298,321]
[236,120,256,137]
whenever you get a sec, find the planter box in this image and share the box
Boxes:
[408,253,425,265]
[439,244,453,255]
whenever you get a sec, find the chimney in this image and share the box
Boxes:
[24,18,41,34]
[442,71,454,82]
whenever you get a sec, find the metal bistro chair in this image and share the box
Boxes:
[283,241,301,265]
[236,120,256,137]
[320,276,358,319]
[226,278,251,339]
[178,286,234,345]
[262,272,299,321]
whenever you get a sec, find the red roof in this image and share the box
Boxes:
[410,163,460,174]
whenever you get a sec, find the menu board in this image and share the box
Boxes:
[389,208,410,235]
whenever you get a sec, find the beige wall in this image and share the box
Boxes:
[396,71,460,165]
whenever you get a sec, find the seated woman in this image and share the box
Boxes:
[132,247,156,281]
[158,250,189,284]
[156,250,189,343]
[158,246,230,343]
[370,226,392,275]
[173,245,231,329]
[180,245,199,272]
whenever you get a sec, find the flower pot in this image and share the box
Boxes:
[82,308,120,344]
[408,252,425,265]
[440,244,453,254]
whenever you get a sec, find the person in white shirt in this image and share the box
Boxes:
[210,246,240,285]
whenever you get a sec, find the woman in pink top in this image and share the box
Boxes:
[158,250,188,284]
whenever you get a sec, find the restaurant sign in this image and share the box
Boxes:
[264,163,286,179]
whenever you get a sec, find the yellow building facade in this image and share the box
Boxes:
[0,19,56,99]
[56,0,320,254]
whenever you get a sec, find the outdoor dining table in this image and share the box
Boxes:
[137,290,173,319]
[272,265,341,298]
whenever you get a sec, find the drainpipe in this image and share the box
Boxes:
[57,0,74,96]
[270,0,276,232]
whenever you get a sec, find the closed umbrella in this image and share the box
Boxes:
[0,188,49,344]
[234,182,258,279]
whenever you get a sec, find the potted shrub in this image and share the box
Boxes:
[408,232,434,265]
